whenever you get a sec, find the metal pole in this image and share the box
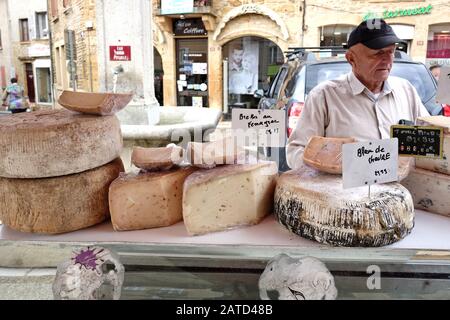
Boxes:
[87,29,93,92]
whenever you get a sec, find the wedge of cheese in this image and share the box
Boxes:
[303,136,356,174]
[416,116,450,175]
[401,167,450,217]
[303,136,413,180]
[109,167,197,231]
[0,109,122,178]
[131,146,183,171]
[187,138,241,169]
[274,165,415,247]
[183,162,278,235]
[0,158,124,234]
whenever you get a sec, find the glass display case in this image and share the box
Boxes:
[1,208,450,300]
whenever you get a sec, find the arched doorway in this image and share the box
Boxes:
[154,47,164,106]
[223,36,283,114]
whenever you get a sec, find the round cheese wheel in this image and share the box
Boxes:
[274,165,415,247]
[0,109,122,178]
[0,158,124,234]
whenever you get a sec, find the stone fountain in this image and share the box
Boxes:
[95,0,221,171]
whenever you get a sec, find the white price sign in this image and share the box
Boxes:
[231,108,286,147]
[342,138,398,189]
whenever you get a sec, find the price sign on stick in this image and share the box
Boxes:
[343,138,398,190]
[232,108,286,147]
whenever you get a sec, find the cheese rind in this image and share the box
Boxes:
[0,158,124,234]
[58,91,133,115]
[183,162,278,235]
[0,109,122,178]
[401,167,450,217]
[131,146,183,171]
[274,165,415,247]
[109,167,196,231]
[303,136,356,174]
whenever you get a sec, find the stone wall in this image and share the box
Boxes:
[49,0,98,98]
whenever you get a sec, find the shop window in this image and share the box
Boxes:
[320,25,355,56]
[36,67,52,103]
[427,24,450,59]
[223,36,283,111]
[19,18,29,42]
[35,12,48,39]
[176,38,208,108]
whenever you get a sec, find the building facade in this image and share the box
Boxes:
[302,0,450,66]
[0,0,52,107]
[154,0,450,113]
[48,0,99,97]
[45,0,450,111]
[153,0,304,111]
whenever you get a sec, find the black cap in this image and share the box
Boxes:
[346,19,401,49]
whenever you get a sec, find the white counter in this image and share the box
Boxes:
[1,209,449,250]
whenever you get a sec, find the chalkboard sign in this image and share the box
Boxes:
[390,125,443,158]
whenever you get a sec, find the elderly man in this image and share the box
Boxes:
[286,19,430,169]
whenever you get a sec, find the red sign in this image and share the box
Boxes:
[109,46,131,61]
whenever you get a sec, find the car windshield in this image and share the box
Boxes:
[294,61,436,104]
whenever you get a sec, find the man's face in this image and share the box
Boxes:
[431,67,441,81]
[346,43,395,83]
[232,49,244,64]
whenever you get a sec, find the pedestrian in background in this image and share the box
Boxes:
[2,78,27,113]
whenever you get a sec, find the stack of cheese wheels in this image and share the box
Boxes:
[0,109,124,234]
[401,116,450,218]
[275,163,415,247]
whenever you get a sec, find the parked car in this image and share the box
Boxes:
[255,49,442,171]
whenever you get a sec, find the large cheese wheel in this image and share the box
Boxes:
[109,167,197,231]
[401,167,450,217]
[0,109,122,178]
[0,158,124,234]
[274,165,414,247]
[183,162,278,235]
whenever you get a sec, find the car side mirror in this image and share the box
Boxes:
[254,89,265,98]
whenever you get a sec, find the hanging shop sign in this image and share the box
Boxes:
[173,19,207,36]
[363,4,432,21]
[109,46,131,61]
[161,0,193,15]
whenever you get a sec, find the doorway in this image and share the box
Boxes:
[25,63,35,103]
[175,38,208,107]
[154,47,164,106]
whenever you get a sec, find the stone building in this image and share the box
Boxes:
[153,0,304,112]
[48,0,158,113]
[154,0,450,114]
[46,0,450,112]
[0,0,52,107]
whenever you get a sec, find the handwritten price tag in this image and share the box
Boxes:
[231,109,286,147]
[342,138,398,189]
